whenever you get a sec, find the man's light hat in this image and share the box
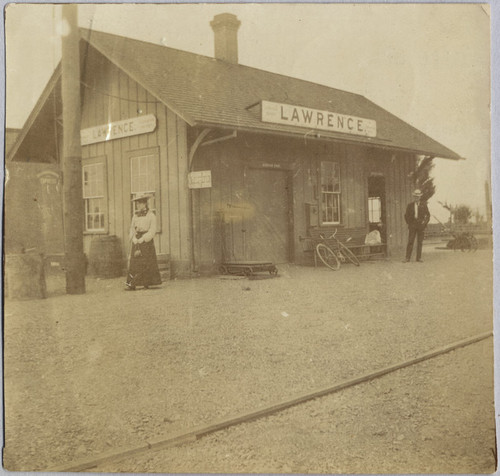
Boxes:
[413,189,423,197]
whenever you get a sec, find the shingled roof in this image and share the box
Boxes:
[83,28,461,160]
[9,28,462,162]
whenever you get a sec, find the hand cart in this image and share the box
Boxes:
[219,261,278,276]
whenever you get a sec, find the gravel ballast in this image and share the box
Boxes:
[3,245,495,472]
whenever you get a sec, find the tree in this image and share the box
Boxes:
[413,155,436,202]
[438,201,473,225]
[438,200,454,224]
[454,205,472,224]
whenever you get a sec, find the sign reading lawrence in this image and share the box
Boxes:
[80,114,157,146]
[261,100,376,138]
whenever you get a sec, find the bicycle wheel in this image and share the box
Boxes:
[316,243,340,270]
[453,235,469,252]
[338,242,360,266]
[469,235,478,252]
[464,236,473,252]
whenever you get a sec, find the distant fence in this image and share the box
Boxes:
[425,223,492,240]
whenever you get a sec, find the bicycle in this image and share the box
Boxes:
[314,229,361,270]
[451,232,478,252]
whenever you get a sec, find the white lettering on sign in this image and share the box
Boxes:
[261,100,376,138]
[80,114,157,145]
[261,163,282,169]
[188,170,212,189]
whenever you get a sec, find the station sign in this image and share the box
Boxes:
[188,170,212,189]
[261,100,376,138]
[80,114,157,146]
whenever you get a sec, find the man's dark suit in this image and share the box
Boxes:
[404,200,430,261]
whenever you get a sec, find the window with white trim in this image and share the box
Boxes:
[83,162,106,232]
[130,153,158,214]
[320,161,341,224]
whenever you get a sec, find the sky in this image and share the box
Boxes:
[4,2,492,223]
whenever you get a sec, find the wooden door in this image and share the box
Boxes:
[243,168,290,263]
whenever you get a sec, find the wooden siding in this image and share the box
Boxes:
[341,143,366,229]
[80,47,190,274]
[79,46,415,273]
[191,134,296,272]
[191,132,415,269]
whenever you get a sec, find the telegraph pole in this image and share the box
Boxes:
[61,4,86,294]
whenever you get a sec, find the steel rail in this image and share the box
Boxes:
[47,331,493,472]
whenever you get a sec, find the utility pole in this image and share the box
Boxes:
[61,4,86,294]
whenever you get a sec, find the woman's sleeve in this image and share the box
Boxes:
[143,213,157,242]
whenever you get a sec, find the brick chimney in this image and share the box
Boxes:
[210,13,241,64]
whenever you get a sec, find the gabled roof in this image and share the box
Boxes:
[7,65,62,163]
[8,28,462,162]
[83,28,462,160]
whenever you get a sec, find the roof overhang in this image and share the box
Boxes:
[192,121,465,161]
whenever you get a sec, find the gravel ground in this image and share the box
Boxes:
[98,339,494,474]
[3,244,496,473]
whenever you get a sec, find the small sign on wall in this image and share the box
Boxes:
[188,170,212,189]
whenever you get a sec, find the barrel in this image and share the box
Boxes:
[5,252,47,300]
[88,235,124,278]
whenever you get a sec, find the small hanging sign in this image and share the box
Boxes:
[261,162,282,169]
[188,170,212,189]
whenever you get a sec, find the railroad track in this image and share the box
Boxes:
[48,331,493,472]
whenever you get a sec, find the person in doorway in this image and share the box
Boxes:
[125,193,162,290]
[403,188,430,263]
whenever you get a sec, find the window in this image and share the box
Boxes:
[320,161,341,224]
[368,196,382,223]
[130,152,159,215]
[83,162,107,232]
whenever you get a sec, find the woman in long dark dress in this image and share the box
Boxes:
[125,194,162,290]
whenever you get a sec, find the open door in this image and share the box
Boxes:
[368,175,386,242]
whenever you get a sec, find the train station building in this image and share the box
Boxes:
[6,13,462,277]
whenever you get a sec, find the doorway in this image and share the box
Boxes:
[368,175,386,241]
[223,168,290,263]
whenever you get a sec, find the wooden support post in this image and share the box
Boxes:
[61,4,86,294]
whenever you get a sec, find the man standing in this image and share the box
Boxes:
[403,189,430,262]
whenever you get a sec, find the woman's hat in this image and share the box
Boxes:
[413,189,423,197]
[131,192,153,202]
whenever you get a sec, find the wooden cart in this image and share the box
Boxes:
[219,261,278,276]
